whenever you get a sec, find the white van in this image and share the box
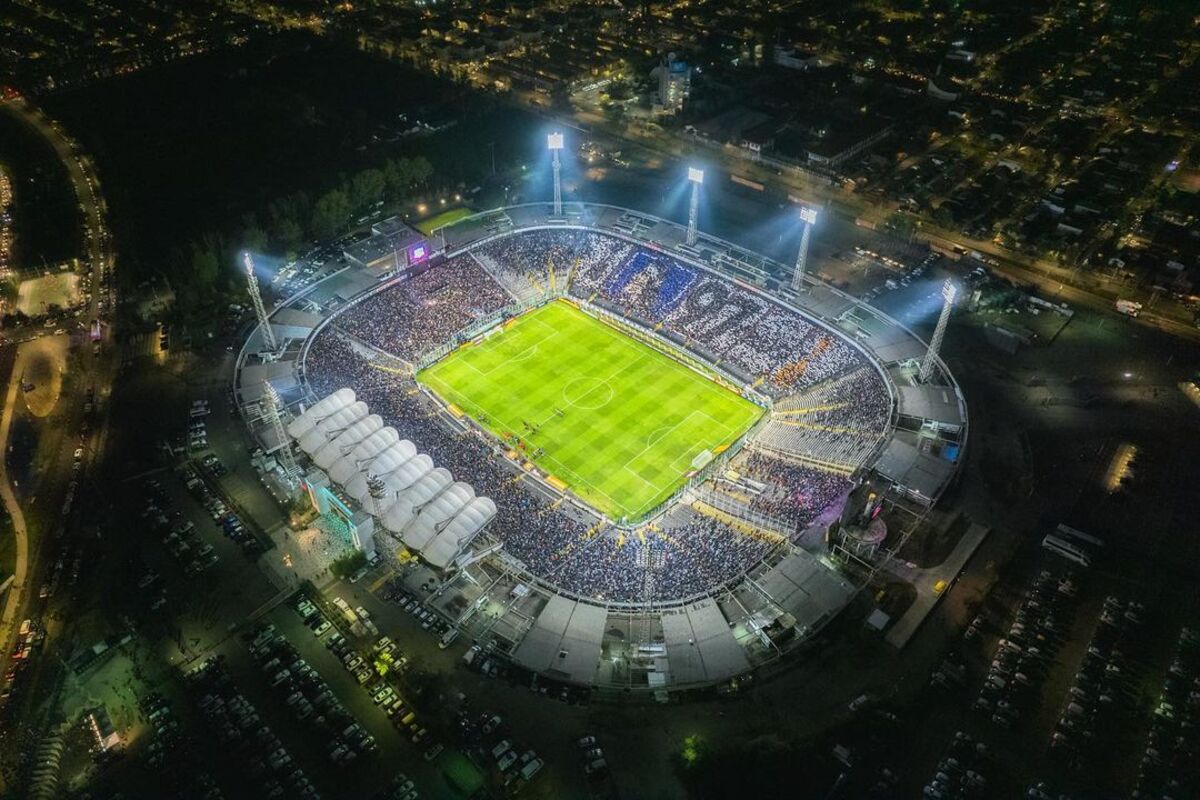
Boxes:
[491,740,511,760]
[439,628,459,649]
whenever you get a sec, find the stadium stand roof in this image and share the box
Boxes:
[286,388,355,439]
[511,595,606,685]
[343,440,412,501]
[329,426,399,486]
[298,401,368,454]
[399,467,454,509]
[660,600,750,685]
[380,497,415,534]
[269,308,324,339]
[756,550,856,634]
[403,483,475,551]
[319,270,379,303]
[896,385,965,429]
[865,325,928,364]
[875,436,957,503]
[378,452,435,497]
[423,497,498,569]
[795,285,856,320]
[313,414,383,470]
[239,361,300,401]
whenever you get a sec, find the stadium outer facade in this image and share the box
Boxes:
[234,202,967,696]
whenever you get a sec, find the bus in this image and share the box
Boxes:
[1055,524,1104,549]
[1042,535,1091,567]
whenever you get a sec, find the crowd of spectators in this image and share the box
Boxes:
[336,256,511,360]
[297,226,891,603]
[555,231,876,394]
[737,452,853,534]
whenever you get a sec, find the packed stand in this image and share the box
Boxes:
[736,452,853,533]
[335,256,511,360]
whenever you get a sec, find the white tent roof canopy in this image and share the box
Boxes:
[297,401,367,453]
[384,455,439,498]
[398,467,454,512]
[283,389,492,571]
[313,414,383,470]
[330,426,399,485]
[344,440,420,502]
[404,482,474,551]
[286,387,355,439]
[422,496,497,569]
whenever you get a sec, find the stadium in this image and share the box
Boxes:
[235,198,966,693]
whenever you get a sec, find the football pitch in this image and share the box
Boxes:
[417,301,763,520]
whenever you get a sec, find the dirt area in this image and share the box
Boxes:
[897,511,971,568]
[15,272,80,316]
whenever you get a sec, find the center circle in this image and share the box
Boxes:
[563,377,614,410]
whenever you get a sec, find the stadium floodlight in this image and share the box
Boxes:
[686,166,703,245]
[549,131,564,216]
[919,278,956,383]
[791,206,818,293]
[243,251,277,352]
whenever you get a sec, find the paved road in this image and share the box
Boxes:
[0,347,32,640]
[0,95,116,704]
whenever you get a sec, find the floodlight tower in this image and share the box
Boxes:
[548,131,565,217]
[262,381,298,481]
[686,167,703,246]
[919,278,957,383]
[367,474,388,518]
[791,206,818,292]
[243,251,277,352]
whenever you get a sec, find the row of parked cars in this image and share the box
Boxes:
[142,477,219,579]
[1051,594,1144,763]
[923,731,990,800]
[137,691,225,799]
[188,656,321,800]
[1135,627,1200,800]
[381,580,454,641]
[180,460,262,555]
[975,568,1079,733]
[251,617,381,774]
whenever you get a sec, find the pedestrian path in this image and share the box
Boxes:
[885,522,990,649]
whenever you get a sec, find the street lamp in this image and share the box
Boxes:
[548,132,565,217]
[686,167,704,246]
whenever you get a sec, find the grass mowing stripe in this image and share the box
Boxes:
[417,300,762,520]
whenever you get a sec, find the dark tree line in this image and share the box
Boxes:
[162,155,432,325]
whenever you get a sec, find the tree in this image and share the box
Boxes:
[239,213,269,254]
[350,168,386,212]
[330,550,367,578]
[311,189,352,240]
[190,241,219,289]
[272,217,305,252]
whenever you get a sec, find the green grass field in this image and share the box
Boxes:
[413,207,474,235]
[417,301,762,520]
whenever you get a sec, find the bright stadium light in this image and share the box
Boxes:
[791,207,818,293]
[243,251,277,352]
[549,132,564,216]
[685,166,704,245]
[920,278,957,383]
